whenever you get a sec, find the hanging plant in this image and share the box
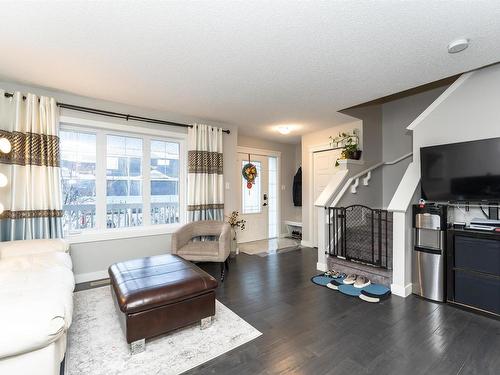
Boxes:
[242,160,258,189]
[329,130,362,166]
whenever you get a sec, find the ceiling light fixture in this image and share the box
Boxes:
[277,126,291,135]
[448,39,469,54]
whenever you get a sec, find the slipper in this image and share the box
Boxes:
[326,279,343,290]
[343,274,357,285]
[354,275,371,289]
[360,284,391,299]
[359,294,380,303]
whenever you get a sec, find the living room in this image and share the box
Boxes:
[0,2,499,375]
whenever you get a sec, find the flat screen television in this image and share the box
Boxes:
[420,137,500,202]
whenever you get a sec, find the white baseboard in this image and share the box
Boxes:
[390,283,413,298]
[301,240,313,248]
[75,270,109,284]
[316,262,328,272]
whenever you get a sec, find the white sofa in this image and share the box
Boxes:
[0,239,74,375]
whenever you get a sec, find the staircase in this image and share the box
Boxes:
[316,153,412,288]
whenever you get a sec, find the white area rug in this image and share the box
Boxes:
[65,287,262,375]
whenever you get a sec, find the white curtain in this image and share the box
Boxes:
[0,89,63,241]
[187,124,224,221]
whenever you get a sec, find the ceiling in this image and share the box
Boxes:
[1,1,500,144]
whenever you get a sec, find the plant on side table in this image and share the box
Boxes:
[329,130,362,166]
[226,211,246,257]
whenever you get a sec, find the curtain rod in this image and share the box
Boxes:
[3,92,230,134]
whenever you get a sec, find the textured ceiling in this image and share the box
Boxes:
[1,1,500,143]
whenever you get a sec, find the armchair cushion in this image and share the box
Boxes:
[172,221,231,263]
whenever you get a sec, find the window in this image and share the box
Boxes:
[151,140,180,224]
[61,130,97,232]
[60,123,185,237]
[268,156,278,238]
[106,135,143,228]
[241,160,261,214]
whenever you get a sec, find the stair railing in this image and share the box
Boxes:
[331,152,413,207]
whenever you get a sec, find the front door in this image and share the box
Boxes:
[237,153,269,243]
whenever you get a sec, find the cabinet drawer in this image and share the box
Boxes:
[455,236,500,276]
[454,270,500,315]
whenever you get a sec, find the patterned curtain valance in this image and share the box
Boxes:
[188,150,223,175]
[0,89,63,241]
[187,124,224,221]
[0,130,60,167]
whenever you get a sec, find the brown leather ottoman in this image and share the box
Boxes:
[108,254,218,354]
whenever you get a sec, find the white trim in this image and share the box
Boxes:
[333,152,413,208]
[143,137,152,225]
[66,223,180,244]
[316,262,328,272]
[60,115,187,140]
[74,270,109,284]
[390,283,413,298]
[307,143,333,154]
[60,117,187,241]
[308,143,334,248]
[406,72,473,131]
[236,147,281,241]
[236,145,281,157]
[336,159,365,166]
[301,240,313,247]
[387,162,420,213]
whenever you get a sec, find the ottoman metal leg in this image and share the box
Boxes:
[200,316,213,330]
[130,338,145,355]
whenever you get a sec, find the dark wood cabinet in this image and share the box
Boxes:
[447,228,500,318]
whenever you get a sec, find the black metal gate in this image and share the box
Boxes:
[327,205,392,269]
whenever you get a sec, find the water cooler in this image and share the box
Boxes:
[412,204,447,302]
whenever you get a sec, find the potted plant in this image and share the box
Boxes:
[329,130,362,166]
[225,211,246,257]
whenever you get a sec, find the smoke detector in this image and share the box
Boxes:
[448,39,469,54]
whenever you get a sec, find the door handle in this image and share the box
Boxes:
[263,193,268,201]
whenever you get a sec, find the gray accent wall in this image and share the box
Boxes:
[381,86,448,206]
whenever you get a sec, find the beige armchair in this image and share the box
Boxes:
[171,220,231,281]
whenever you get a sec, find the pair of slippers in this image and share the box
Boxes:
[312,273,391,303]
[343,274,371,289]
[324,270,346,279]
[324,271,371,288]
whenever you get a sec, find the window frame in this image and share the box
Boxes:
[60,116,187,243]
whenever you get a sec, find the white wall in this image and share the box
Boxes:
[389,63,500,296]
[0,80,239,281]
[237,135,300,235]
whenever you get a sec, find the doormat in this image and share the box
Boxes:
[311,274,391,303]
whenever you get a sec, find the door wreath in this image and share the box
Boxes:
[242,154,258,189]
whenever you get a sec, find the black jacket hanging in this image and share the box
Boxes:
[293,167,302,207]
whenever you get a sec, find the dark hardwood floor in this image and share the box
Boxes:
[186,248,500,375]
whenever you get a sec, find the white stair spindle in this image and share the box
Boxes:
[350,177,359,194]
[362,171,372,186]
